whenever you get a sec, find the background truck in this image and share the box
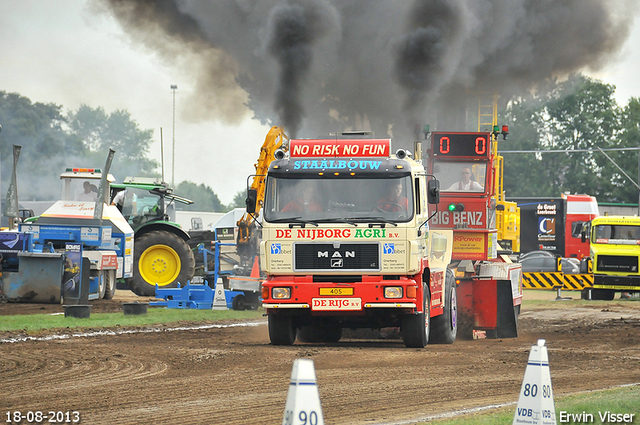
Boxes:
[110,177,196,296]
[509,194,599,258]
[584,215,640,300]
[427,129,523,337]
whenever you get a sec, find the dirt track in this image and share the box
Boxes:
[1,292,640,425]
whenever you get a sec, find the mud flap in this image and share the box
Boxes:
[457,279,518,339]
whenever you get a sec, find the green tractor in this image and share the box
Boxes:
[111,177,196,296]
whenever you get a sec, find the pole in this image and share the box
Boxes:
[171,85,177,188]
[0,124,2,223]
[160,127,165,183]
[637,149,639,215]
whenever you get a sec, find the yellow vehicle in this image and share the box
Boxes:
[236,126,289,267]
[587,215,640,300]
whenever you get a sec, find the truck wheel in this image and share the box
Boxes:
[322,326,342,343]
[103,270,116,300]
[268,313,296,345]
[402,286,430,348]
[97,271,106,299]
[591,289,615,301]
[245,292,261,310]
[130,231,196,297]
[430,270,457,344]
[232,294,247,311]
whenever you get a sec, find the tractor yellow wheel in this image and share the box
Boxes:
[129,230,195,296]
[138,244,181,286]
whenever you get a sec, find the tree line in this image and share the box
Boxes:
[2,74,639,212]
[0,91,244,211]
[501,73,640,204]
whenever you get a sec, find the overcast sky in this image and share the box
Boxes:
[0,1,638,204]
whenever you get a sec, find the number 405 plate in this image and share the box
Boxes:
[319,287,353,296]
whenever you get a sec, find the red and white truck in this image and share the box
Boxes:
[256,130,521,347]
[509,194,599,258]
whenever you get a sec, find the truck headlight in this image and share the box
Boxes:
[384,286,403,299]
[272,287,291,299]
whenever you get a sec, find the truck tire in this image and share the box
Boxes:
[268,313,296,345]
[103,270,116,300]
[232,294,247,311]
[591,289,615,301]
[430,270,457,344]
[402,286,430,348]
[130,231,196,297]
[96,270,106,299]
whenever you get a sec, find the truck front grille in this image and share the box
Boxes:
[596,255,638,273]
[294,243,380,271]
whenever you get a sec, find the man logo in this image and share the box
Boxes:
[331,258,343,268]
[318,251,356,258]
[271,243,282,254]
[383,243,395,254]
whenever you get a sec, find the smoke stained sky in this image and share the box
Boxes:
[0,0,639,204]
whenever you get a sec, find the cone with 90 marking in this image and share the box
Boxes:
[282,359,324,425]
[513,339,557,425]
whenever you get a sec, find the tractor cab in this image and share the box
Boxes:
[110,177,193,229]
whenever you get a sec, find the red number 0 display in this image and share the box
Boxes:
[439,137,450,154]
[475,137,486,155]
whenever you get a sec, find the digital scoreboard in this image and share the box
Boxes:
[431,132,491,158]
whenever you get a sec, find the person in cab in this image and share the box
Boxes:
[282,182,324,212]
[447,167,483,191]
[375,181,408,212]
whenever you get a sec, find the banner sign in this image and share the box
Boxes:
[289,139,390,158]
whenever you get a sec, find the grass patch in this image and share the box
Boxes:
[424,385,640,424]
[0,307,264,333]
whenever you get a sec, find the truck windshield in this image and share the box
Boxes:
[593,225,640,244]
[432,161,487,192]
[263,176,414,223]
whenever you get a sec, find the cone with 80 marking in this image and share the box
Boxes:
[513,339,557,425]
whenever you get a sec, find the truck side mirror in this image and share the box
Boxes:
[427,179,440,204]
[246,189,258,214]
[580,226,588,243]
[581,222,591,243]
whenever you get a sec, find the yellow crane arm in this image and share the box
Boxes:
[237,126,289,245]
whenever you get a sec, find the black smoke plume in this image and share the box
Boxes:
[96,0,637,144]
